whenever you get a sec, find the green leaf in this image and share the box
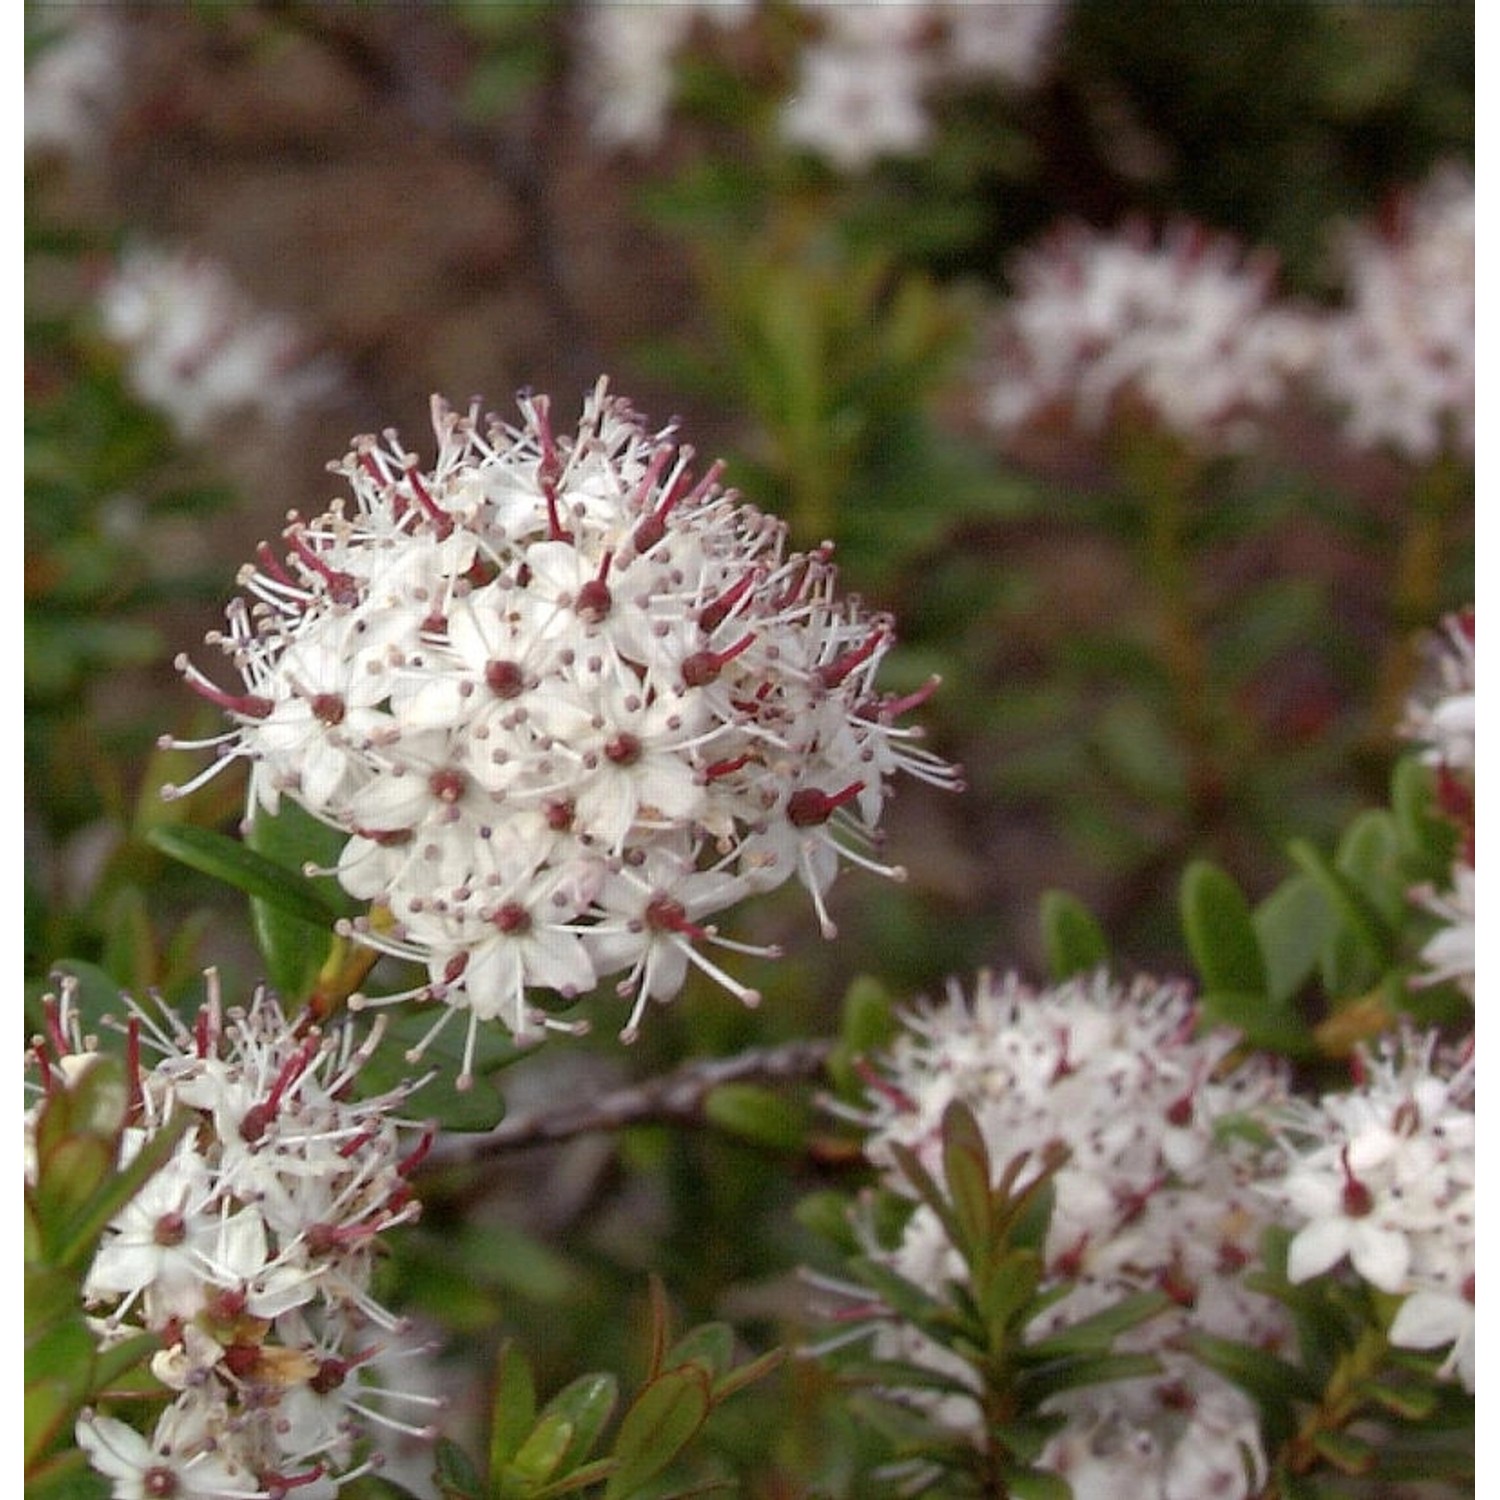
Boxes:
[1015,1351,1162,1406]
[1197,991,1316,1058]
[602,1367,712,1499]
[1022,1291,1172,1358]
[146,824,337,927]
[940,1102,994,1266]
[1181,861,1268,996]
[433,1437,484,1500]
[664,1325,734,1382]
[539,1373,618,1474]
[1288,838,1397,989]
[1038,890,1109,980]
[997,1464,1074,1500]
[703,1084,808,1152]
[1252,873,1333,1007]
[488,1344,538,1476]
[507,1414,574,1487]
[1310,1429,1376,1475]
[1335,810,1405,925]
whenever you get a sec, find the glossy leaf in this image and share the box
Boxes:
[602,1366,712,1499]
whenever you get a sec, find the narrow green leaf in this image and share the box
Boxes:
[1288,838,1397,985]
[1022,1291,1172,1358]
[507,1413,574,1486]
[146,824,337,927]
[1181,861,1268,996]
[488,1343,537,1475]
[1310,1429,1376,1475]
[709,1346,785,1404]
[997,1466,1073,1500]
[1038,890,1109,981]
[1360,1379,1439,1421]
[1182,1330,1321,1405]
[1335,810,1405,925]
[602,1367,712,1499]
[1015,1351,1162,1405]
[940,1101,994,1265]
[1390,754,1457,876]
[89,1330,162,1394]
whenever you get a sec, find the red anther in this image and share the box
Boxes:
[223,1342,262,1379]
[699,571,758,635]
[485,659,526,698]
[310,693,346,726]
[1392,1098,1421,1136]
[205,1286,247,1322]
[492,902,533,935]
[1115,1176,1163,1226]
[864,675,941,722]
[338,1126,377,1160]
[262,1462,331,1496]
[403,460,454,539]
[442,952,468,984]
[311,1358,349,1395]
[544,798,575,831]
[681,632,755,688]
[142,1464,179,1498]
[1158,1260,1198,1307]
[1165,1093,1194,1128]
[399,1125,437,1176]
[180,669,274,721]
[644,895,706,940]
[421,610,448,636]
[604,732,642,766]
[428,768,468,804]
[705,752,754,780]
[1052,1234,1091,1280]
[286,530,360,607]
[152,1211,187,1248]
[255,541,298,590]
[575,551,614,622]
[1217,1240,1251,1275]
[786,782,863,828]
[852,1056,919,1113]
[357,826,414,848]
[817,629,885,690]
[1340,1146,1374,1217]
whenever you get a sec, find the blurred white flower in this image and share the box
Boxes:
[1410,862,1474,999]
[782,2,1067,170]
[1400,609,1475,774]
[577,0,756,147]
[982,219,1320,451]
[97,244,345,440]
[1317,164,1474,463]
[25,11,124,162]
[1258,1028,1474,1389]
[166,381,958,1069]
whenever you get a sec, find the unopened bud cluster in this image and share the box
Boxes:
[29,975,438,1497]
[166,380,957,1075]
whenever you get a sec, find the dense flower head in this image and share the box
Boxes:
[164,379,957,1073]
[834,969,1289,1494]
[982,218,1319,452]
[28,973,440,1497]
[1255,1027,1475,1390]
[1316,163,1475,463]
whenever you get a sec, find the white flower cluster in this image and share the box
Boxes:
[167,380,956,1072]
[573,1,1064,163]
[780,1,1065,170]
[844,970,1289,1498]
[24,10,125,162]
[982,219,1320,452]
[1258,1029,1475,1390]
[1402,609,1475,998]
[28,975,439,1498]
[1316,164,1474,464]
[97,244,345,442]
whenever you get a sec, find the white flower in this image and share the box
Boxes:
[97,244,344,441]
[982,219,1320,452]
[1401,609,1475,773]
[25,11,124,161]
[167,380,958,1066]
[33,973,440,1494]
[826,969,1288,1472]
[1410,862,1475,999]
[1317,163,1474,463]
[1258,1028,1474,1386]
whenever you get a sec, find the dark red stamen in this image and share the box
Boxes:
[399,1125,437,1176]
[705,752,754,780]
[786,782,863,828]
[404,460,453,540]
[492,902,533,935]
[485,659,526,698]
[1340,1146,1374,1217]
[255,541,298,591]
[575,551,614,622]
[699,571,758,635]
[544,798,575,831]
[428,768,467,804]
[180,668,273,721]
[817,629,885,690]
[605,732,642,766]
[286,530,360,607]
[645,895,706,940]
[682,632,755,688]
[310,693,346,726]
